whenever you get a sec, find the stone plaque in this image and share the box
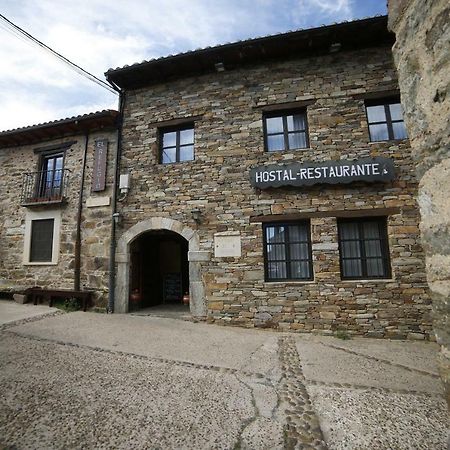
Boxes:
[250,157,395,189]
[214,232,241,258]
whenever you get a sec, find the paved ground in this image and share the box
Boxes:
[0,300,448,449]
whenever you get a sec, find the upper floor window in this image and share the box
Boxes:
[338,217,391,280]
[160,124,194,163]
[263,110,309,152]
[365,97,407,142]
[39,152,64,198]
[263,222,313,281]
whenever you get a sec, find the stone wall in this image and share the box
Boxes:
[0,130,117,306]
[388,0,450,405]
[117,44,432,338]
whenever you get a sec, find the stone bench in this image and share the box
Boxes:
[25,288,92,312]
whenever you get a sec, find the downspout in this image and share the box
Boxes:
[107,87,125,313]
[74,131,89,291]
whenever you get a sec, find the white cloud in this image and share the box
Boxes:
[0,0,375,131]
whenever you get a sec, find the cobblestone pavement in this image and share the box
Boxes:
[0,307,448,449]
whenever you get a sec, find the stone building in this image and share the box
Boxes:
[0,110,118,306]
[388,0,450,404]
[106,16,433,338]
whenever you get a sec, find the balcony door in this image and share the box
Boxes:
[39,153,64,199]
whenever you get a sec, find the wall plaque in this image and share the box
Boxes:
[250,157,395,189]
[92,139,108,192]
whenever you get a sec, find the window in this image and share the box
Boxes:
[38,153,64,198]
[365,97,407,142]
[263,110,309,151]
[338,218,391,280]
[160,125,194,163]
[264,222,313,281]
[30,219,54,262]
[23,209,61,265]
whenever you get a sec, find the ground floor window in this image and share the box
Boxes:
[30,219,54,262]
[23,209,61,265]
[263,222,313,281]
[338,217,391,279]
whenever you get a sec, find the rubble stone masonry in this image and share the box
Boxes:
[389,0,450,405]
[117,44,432,338]
[0,129,117,306]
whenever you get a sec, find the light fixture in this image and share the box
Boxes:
[329,42,341,53]
[112,212,121,225]
[119,173,130,195]
[191,209,202,224]
[214,62,225,72]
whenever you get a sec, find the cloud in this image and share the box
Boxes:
[0,0,380,131]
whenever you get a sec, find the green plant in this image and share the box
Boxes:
[54,297,81,312]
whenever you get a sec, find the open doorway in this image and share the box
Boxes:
[129,230,189,314]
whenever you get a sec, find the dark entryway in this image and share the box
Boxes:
[129,230,189,311]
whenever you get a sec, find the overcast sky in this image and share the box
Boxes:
[0,0,386,132]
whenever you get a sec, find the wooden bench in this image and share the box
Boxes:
[26,288,92,312]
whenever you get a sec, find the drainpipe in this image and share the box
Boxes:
[74,131,89,291]
[107,88,125,313]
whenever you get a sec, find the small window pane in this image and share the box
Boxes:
[266,117,284,134]
[366,105,386,123]
[392,121,408,140]
[267,135,285,151]
[289,225,307,242]
[290,243,309,260]
[290,261,310,279]
[287,114,306,131]
[180,128,194,145]
[267,244,286,261]
[288,132,307,150]
[162,147,176,164]
[340,222,360,240]
[268,262,287,279]
[389,103,403,121]
[162,131,176,148]
[369,123,389,141]
[343,258,363,278]
[179,145,194,162]
[366,258,385,277]
[30,219,54,262]
[342,241,361,258]
[266,226,285,243]
[365,240,383,258]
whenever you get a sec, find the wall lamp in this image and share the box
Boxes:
[214,62,225,72]
[112,212,121,225]
[191,209,202,224]
[329,42,341,53]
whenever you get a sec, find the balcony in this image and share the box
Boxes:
[20,169,70,206]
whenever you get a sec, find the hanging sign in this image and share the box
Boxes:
[250,157,395,189]
[92,139,109,192]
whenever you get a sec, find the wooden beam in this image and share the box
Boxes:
[249,207,401,223]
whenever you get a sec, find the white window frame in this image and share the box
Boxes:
[23,209,61,265]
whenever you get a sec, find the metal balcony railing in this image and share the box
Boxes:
[20,169,70,205]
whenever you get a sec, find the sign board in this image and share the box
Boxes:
[250,157,395,189]
[214,232,241,258]
[92,139,108,192]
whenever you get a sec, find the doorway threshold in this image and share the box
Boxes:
[130,304,191,321]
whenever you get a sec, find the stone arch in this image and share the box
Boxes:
[114,217,207,316]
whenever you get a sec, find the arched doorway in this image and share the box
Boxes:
[129,230,188,310]
[115,217,207,317]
